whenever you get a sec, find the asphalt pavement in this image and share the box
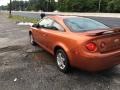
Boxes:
[0,13,120,90]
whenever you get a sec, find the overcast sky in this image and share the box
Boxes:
[0,0,29,6]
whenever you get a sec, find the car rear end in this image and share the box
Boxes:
[73,28,120,72]
[63,16,120,72]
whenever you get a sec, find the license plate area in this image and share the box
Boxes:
[97,34,120,53]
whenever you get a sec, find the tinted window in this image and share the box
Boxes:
[39,18,53,29]
[64,17,109,32]
[52,22,64,32]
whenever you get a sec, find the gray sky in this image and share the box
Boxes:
[0,0,29,6]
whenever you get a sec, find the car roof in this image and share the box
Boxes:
[47,15,83,20]
[56,15,79,18]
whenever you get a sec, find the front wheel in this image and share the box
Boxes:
[55,49,71,73]
[29,34,37,45]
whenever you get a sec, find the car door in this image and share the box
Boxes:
[43,20,65,52]
[36,18,54,48]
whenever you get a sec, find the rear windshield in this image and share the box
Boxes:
[64,17,109,32]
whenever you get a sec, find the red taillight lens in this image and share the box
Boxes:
[86,42,97,51]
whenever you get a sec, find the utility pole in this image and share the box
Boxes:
[9,0,12,17]
[54,0,58,10]
[46,0,48,11]
[47,0,50,11]
[98,0,102,12]
[19,0,21,11]
[46,0,50,11]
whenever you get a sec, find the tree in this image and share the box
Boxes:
[26,0,55,11]
[1,0,120,13]
[58,0,99,12]
[7,0,29,11]
[107,0,120,13]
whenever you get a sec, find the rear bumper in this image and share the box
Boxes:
[71,50,120,72]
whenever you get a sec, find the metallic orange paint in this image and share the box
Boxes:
[30,15,120,72]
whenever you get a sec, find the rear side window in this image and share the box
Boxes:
[64,17,109,32]
[52,22,64,32]
[39,18,64,32]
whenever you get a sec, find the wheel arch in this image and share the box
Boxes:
[53,44,72,65]
[54,44,69,55]
[29,31,32,35]
[54,46,64,55]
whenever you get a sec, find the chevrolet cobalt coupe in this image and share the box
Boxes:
[29,15,120,73]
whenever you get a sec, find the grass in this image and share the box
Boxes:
[9,15,39,23]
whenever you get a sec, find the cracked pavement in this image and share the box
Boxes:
[0,13,120,90]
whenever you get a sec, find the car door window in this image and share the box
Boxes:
[52,22,64,32]
[39,18,53,29]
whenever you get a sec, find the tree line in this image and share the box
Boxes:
[58,0,120,13]
[0,0,120,13]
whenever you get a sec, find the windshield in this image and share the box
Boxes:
[64,17,109,32]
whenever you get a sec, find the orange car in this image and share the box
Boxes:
[29,15,120,73]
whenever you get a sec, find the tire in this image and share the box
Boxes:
[55,49,71,73]
[29,34,37,46]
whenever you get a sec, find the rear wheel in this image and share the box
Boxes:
[55,49,71,73]
[29,34,37,45]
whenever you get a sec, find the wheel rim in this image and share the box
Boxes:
[57,52,66,70]
[30,35,33,43]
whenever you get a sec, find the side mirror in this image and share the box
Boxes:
[32,23,40,28]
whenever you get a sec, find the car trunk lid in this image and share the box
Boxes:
[86,28,120,53]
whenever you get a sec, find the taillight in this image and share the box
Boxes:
[86,42,97,52]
